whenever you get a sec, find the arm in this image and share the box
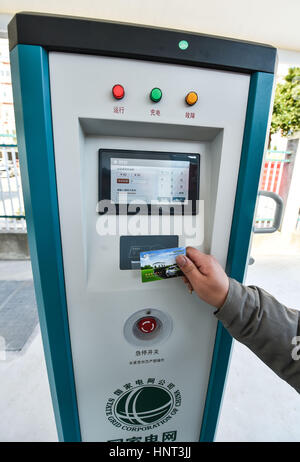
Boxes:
[176,247,300,394]
[216,278,300,393]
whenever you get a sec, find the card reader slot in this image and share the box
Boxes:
[120,235,179,270]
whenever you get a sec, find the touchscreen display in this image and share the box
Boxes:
[110,158,190,204]
[98,149,200,214]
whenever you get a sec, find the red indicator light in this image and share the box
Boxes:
[137,317,157,334]
[112,84,125,100]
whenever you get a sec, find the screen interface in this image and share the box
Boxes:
[110,158,190,204]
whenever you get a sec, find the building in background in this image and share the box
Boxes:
[0,38,26,247]
[0,38,16,141]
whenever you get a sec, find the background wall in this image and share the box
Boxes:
[0,0,300,51]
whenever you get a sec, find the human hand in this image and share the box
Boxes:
[176,247,229,309]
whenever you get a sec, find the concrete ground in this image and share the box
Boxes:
[0,256,299,442]
[0,260,57,442]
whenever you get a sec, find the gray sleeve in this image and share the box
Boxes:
[215,278,300,393]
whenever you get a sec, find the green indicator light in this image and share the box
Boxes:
[179,40,189,50]
[150,87,162,103]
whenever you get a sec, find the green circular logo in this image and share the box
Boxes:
[114,385,173,426]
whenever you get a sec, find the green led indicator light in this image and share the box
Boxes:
[179,40,189,50]
[150,87,162,103]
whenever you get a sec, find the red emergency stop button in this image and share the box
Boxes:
[112,84,125,100]
[137,317,157,334]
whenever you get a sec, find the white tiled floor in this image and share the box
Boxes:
[0,256,299,442]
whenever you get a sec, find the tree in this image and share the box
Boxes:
[271,67,300,138]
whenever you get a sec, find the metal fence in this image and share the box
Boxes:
[0,143,26,231]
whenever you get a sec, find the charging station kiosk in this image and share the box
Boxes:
[8,13,276,442]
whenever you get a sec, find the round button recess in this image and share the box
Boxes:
[150,87,162,103]
[112,84,125,100]
[137,317,157,334]
[185,91,198,106]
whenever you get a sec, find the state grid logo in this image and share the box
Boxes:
[105,378,182,431]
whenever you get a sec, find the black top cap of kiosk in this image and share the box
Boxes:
[8,12,276,74]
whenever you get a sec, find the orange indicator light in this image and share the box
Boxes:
[185,91,198,106]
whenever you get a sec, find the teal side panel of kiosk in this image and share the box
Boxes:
[10,45,81,442]
[200,72,274,442]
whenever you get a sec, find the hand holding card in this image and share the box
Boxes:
[140,247,186,283]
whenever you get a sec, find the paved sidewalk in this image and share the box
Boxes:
[0,257,299,441]
[0,261,58,442]
[0,260,32,281]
